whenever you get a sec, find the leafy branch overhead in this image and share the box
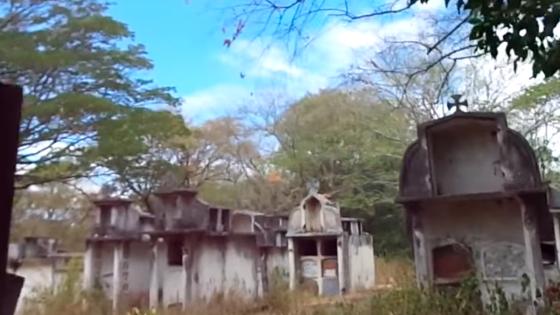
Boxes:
[226,0,560,77]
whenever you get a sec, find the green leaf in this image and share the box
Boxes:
[1,0,180,187]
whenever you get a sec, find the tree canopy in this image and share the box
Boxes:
[0,0,183,189]
[271,90,411,255]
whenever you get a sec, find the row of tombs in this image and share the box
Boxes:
[22,106,560,314]
[84,190,375,311]
[397,110,560,314]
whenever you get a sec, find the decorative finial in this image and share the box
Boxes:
[306,178,320,195]
[447,94,468,113]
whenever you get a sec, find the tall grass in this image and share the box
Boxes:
[20,257,560,315]
[375,256,414,287]
[20,258,111,315]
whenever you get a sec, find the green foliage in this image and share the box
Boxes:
[94,107,190,207]
[509,78,560,183]
[0,0,180,188]
[408,0,559,77]
[349,201,409,257]
[272,89,412,256]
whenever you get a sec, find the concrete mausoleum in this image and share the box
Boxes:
[8,236,81,312]
[83,189,376,311]
[287,193,375,295]
[397,109,560,314]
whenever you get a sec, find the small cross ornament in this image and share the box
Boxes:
[447,94,468,112]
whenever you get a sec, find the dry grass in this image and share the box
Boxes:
[375,256,415,288]
[23,257,556,315]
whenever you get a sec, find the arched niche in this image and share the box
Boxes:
[432,242,474,283]
[398,113,543,199]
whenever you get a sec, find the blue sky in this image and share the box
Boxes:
[108,2,240,110]
[107,0,447,124]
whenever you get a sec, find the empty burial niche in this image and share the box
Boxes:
[209,208,218,231]
[298,239,318,256]
[100,206,111,227]
[221,209,230,231]
[342,221,351,234]
[321,239,338,256]
[167,239,183,266]
[541,242,557,267]
[432,243,474,283]
[304,196,321,231]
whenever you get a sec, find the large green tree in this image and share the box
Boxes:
[270,89,412,256]
[0,0,180,189]
[94,108,190,209]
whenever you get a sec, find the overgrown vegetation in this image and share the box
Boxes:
[21,258,560,315]
[20,258,111,315]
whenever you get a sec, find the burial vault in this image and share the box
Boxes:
[397,109,560,314]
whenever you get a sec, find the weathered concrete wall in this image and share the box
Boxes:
[423,200,523,243]
[431,122,503,195]
[125,208,141,231]
[158,235,261,307]
[12,263,52,313]
[231,214,253,233]
[163,266,183,307]
[192,237,225,300]
[348,235,375,291]
[99,243,115,296]
[156,242,183,307]
[223,236,258,298]
[267,247,289,283]
[127,242,151,306]
[421,199,528,300]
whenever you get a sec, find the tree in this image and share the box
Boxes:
[264,89,411,256]
[509,78,560,182]
[186,117,261,186]
[0,0,179,188]
[11,183,91,251]
[226,0,560,77]
[94,108,190,210]
[347,47,532,124]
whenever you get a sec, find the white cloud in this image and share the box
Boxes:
[182,84,253,123]
[412,0,444,12]
[184,9,547,123]
[219,40,305,79]
[181,17,429,121]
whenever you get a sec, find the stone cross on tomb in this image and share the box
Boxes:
[447,94,468,113]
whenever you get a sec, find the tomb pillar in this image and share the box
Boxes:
[410,205,432,288]
[149,239,163,309]
[316,239,324,295]
[288,238,297,290]
[83,241,96,290]
[553,213,560,271]
[181,238,192,311]
[517,196,545,315]
[256,249,268,297]
[336,235,347,295]
[112,242,124,313]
